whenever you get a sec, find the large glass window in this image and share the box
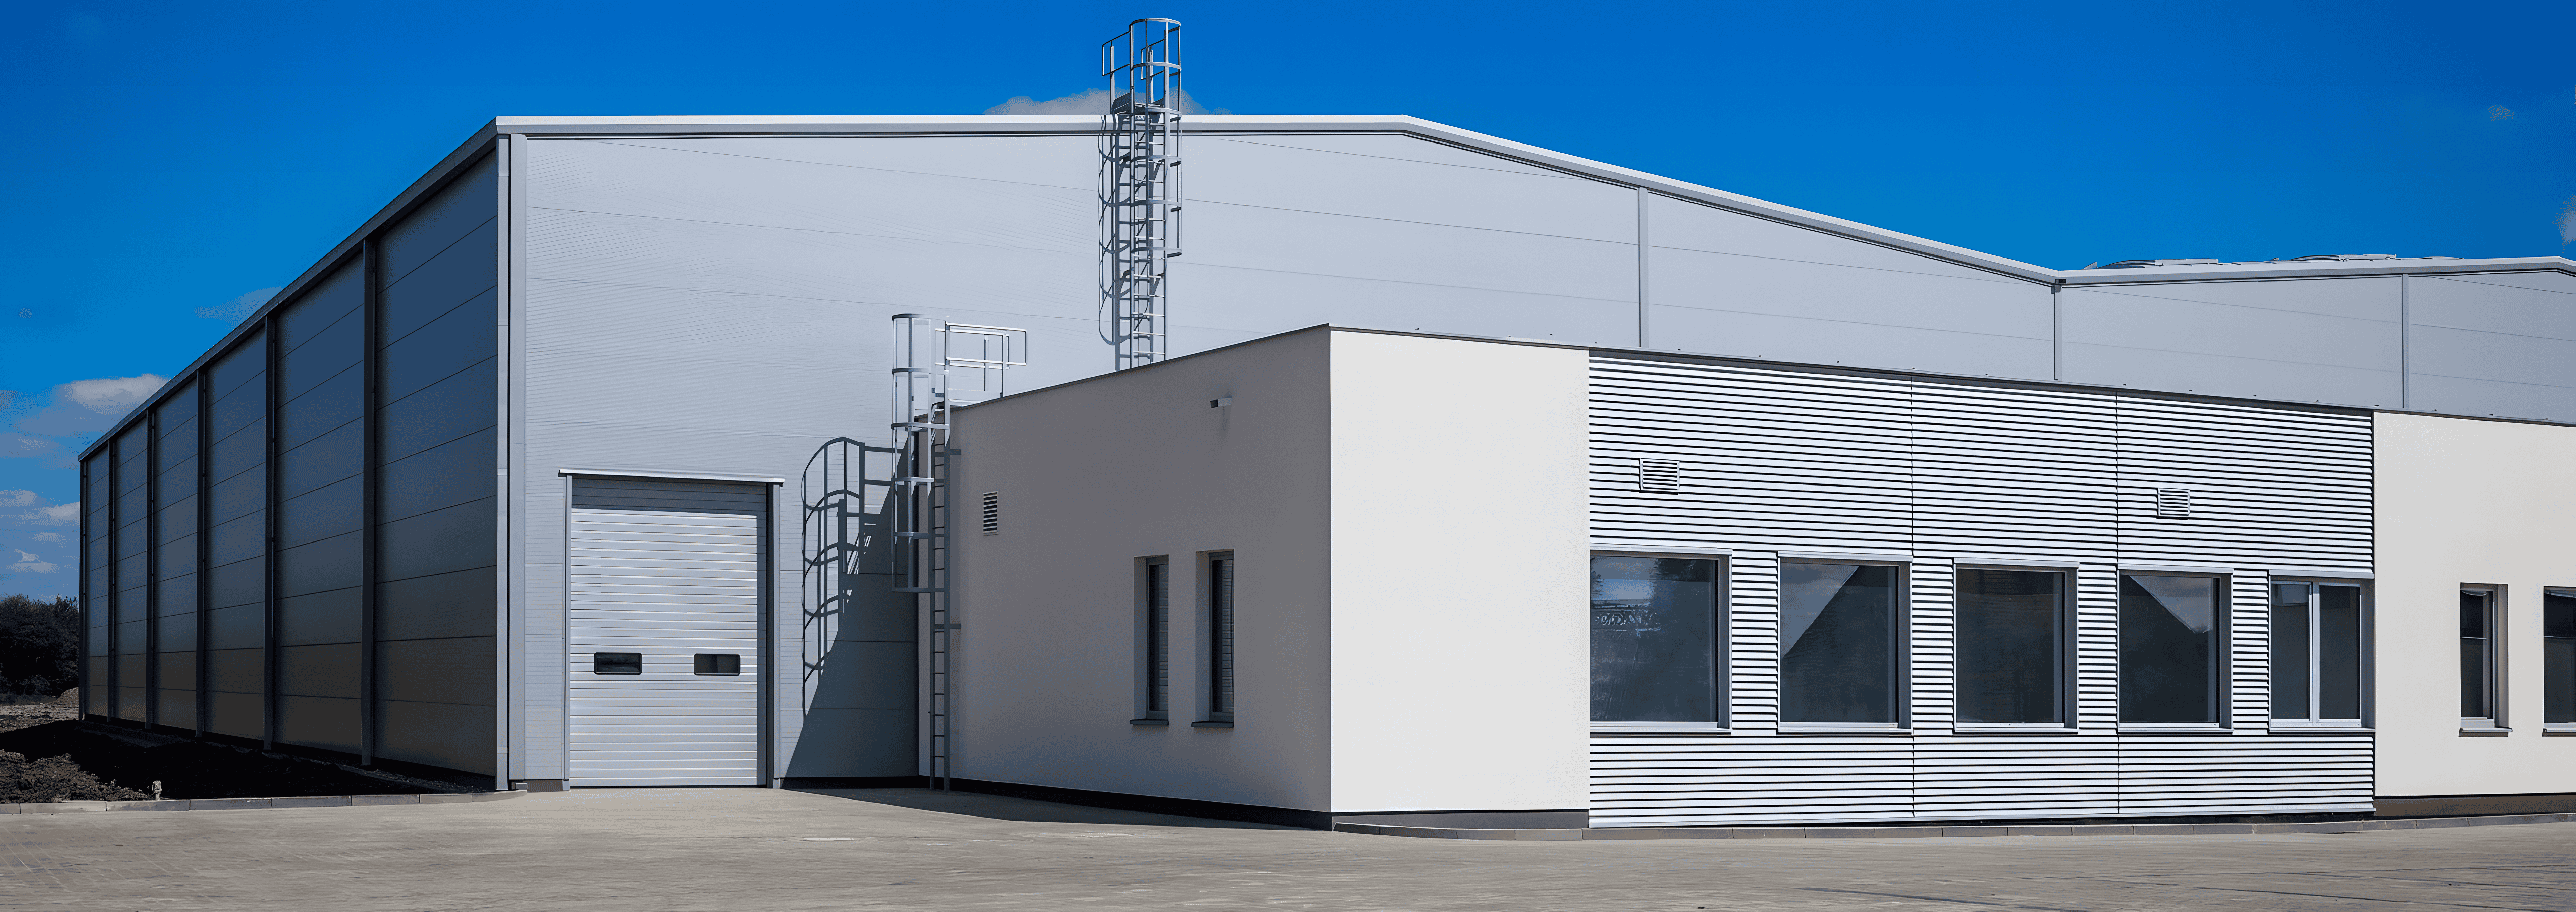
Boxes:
[2461,587,2497,726]
[1590,556,1723,724]
[2546,589,2574,727]
[2120,574,2220,724]
[1779,562,1899,725]
[1955,569,2064,725]
[2268,581,2364,725]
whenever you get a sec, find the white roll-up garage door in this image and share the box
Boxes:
[568,477,766,787]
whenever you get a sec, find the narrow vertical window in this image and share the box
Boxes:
[2461,587,2496,727]
[1779,562,1898,726]
[2119,574,2219,724]
[1142,558,1170,722]
[1955,569,2065,725]
[2270,581,2365,725]
[1206,553,1235,724]
[2544,589,2575,727]
[1590,555,1723,724]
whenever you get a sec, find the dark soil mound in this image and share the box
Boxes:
[0,723,439,799]
[0,750,149,802]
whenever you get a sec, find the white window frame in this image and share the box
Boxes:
[2268,579,2371,731]
[1589,550,1730,734]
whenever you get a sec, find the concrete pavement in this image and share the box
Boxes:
[1,786,2571,910]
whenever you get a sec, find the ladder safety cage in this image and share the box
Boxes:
[889,314,1026,791]
[1100,18,1183,372]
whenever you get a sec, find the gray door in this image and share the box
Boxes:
[567,477,765,787]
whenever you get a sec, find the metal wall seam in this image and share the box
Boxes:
[197,365,213,737]
[103,438,117,722]
[145,407,159,729]
[1635,186,1650,350]
[360,238,382,768]
[497,131,521,788]
[262,315,280,750]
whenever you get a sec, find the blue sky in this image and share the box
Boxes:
[3,0,2571,594]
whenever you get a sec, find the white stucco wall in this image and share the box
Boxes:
[2376,411,2576,797]
[951,328,1334,811]
[1327,332,1592,813]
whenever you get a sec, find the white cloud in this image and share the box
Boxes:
[2558,193,2576,245]
[0,491,34,508]
[984,86,1217,116]
[198,286,282,322]
[14,374,166,435]
[28,504,76,525]
[2488,104,2515,120]
[7,550,57,575]
[29,532,64,544]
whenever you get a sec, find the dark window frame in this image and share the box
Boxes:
[1201,551,1236,726]
[2117,572,2230,727]
[1133,556,1172,724]
[2461,586,2503,730]
[1952,564,2075,729]
[2543,587,2575,729]
[1589,551,1731,731]
[1777,559,1908,731]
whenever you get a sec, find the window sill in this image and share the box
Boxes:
[2459,726,2511,736]
[1779,725,1910,735]
[1952,725,2080,735]
[1129,718,1169,726]
[1191,720,1233,728]
[2544,727,2576,736]
[2117,724,2228,734]
[2269,725,2373,734]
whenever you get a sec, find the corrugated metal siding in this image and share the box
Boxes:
[1587,356,2372,826]
[566,478,764,787]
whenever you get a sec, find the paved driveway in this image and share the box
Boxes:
[1,787,2570,910]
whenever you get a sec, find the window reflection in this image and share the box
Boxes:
[1590,556,1721,723]
[1780,562,1898,724]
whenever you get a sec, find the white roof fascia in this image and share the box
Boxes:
[2057,256,2576,285]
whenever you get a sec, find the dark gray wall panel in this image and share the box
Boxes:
[382,297,496,406]
[207,604,264,649]
[382,224,497,342]
[277,423,360,501]
[376,637,494,704]
[377,700,493,775]
[207,475,265,534]
[275,266,363,358]
[381,430,493,523]
[156,654,196,728]
[277,643,359,698]
[206,690,262,739]
[275,696,359,754]
[377,498,495,583]
[116,688,143,720]
[205,558,264,613]
[207,647,263,692]
[274,532,360,598]
[207,420,266,489]
[153,571,197,620]
[278,588,360,646]
[156,609,199,652]
[380,163,497,290]
[379,567,495,641]
[2061,278,2403,407]
[276,475,361,549]
[380,368,495,461]
[278,330,361,405]
[275,369,361,452]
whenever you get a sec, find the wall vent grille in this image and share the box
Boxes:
[2155,488,2192,519]
[981,491,1001,534]
[1638,459,1682,493]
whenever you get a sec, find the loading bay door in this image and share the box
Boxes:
[567,477,765,787]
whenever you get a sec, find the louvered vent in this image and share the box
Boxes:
[980,491,1000,534]
[2155,488,2191,519]
[1638,458,1681,494]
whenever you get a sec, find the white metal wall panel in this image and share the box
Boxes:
[567,478,764,787]
[1586,355,2373,826]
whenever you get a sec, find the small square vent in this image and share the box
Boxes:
[1638,459,1682,494]
[2155,488,2192,519]
[981,491,1001,535]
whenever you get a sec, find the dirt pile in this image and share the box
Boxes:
[0,722,443,800]
[0,750,149,802]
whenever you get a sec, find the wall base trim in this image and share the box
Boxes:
[779,776,929,789]
[949,779,1335,829]
[2376,793,2576,817]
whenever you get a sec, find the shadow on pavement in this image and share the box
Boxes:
[796,787,1300,830]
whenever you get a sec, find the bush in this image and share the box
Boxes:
[0,750,148,802]
[0,595,78,699]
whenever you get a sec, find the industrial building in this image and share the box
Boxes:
[77,80,2576,822]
